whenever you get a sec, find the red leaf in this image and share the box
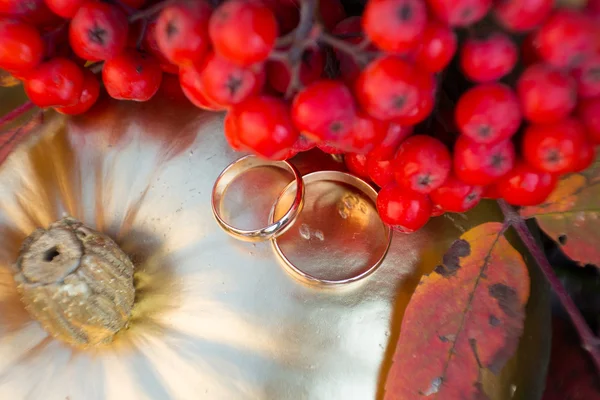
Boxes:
[384,222,530,399]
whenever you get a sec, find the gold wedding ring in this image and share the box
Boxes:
[268,171,392,286]
[211,155,305,242]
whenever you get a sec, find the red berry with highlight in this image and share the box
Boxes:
[155,1,212,67]
[369,123,413,160]
[496,161,557,206]
[426,0,491,27]
[571,55,600,99]
[362,0,427,53]
[69,1,128,61]
[453,135,516,186]
[355,55,435,124]
[209,0,278,66]
[267,48,324,94]
[430,175,483,213]
[455,83,521,144]
[517,63,577,124]
[460,33,518,83]
[0,18,44,73]
[55,70,100,115]
[339,110,388,154]
[44,0,86,18]
[224,111,246,151]
[578,98,600,145]
[493,0,552,32]
[414,21,457,73]
[199,52,265,107]
[142,18,179,74]
[393,135,451,194]
[179,63,225,111]
[292,80,356,144]
[522,118,588,175]
[102,50,163,101]
[376,183,432,233]
[345,153,370,179]
[535,10,595,69]
[24,57,85,108]
[230,95,299,160]
[367,154,396,188]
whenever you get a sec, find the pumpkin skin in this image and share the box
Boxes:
[0,90,549,399]
[14,217,135,347]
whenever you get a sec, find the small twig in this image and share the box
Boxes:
[129,0,176,22]
[136,18,149,50]
[282,0,317,98]
[319,32,371,66]
[498,199,600,374]
[88,61,105,74]
[0,101,36,128]
[275,30,297,48]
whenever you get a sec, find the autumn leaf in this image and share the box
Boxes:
[384,222,530,400]
[0,111,42,166]
[0,69,21,88]
[521,158,600,268]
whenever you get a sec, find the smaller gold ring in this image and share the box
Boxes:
[269,171,392,286]
[211,155,305,242]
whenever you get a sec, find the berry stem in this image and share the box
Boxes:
[498,199,600,374]
[319,32,373,66]
[0,101,36,128]
[284,0,317,98]
[128,0,176,23]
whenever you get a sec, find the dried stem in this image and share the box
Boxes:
[498,199,600,374]
[319,32,371,66]
[284,0,317,98]
[0,101,36,128]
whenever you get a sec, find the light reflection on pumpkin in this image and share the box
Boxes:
[0,94,549,400]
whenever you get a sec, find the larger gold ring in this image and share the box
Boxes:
[268,171,392,286]
[211,155,305,242]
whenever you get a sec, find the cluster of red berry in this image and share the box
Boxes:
[0,0,599,234]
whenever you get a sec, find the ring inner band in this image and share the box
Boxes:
[212,155,305,242]
[268,171,392,286]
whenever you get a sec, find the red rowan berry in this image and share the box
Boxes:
[230,95,299,160]
[493,0,553,32]
[345,153,370,180]
[577,98,600,145]
[393,135,451,194]
[0,18,44,72]
[453,135,516,186]
[292,80,356,144]
[179,63,225,111]
[44,0,86,19]
[426,0,491,27]
[455,83,521,144]
[367,154,396,188]
[571,55,600,100]
[199,52,265,108]
[155,1,212,67]
[24,57,85,108]
[338,110,388,154]
[522,118,589,175]
[496,161,557,206]
[69,1,128,61]
[517,63,577,124]
[414,21,457,73]
[460,33,518,83]
[362,0,427,53]
[535,10,596,69]
[377,183,432,233]
[430,174,483,213]
[355,55,435,125]
[209,0,278,66]
[102,50,163,101]
[55,70,100,115]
